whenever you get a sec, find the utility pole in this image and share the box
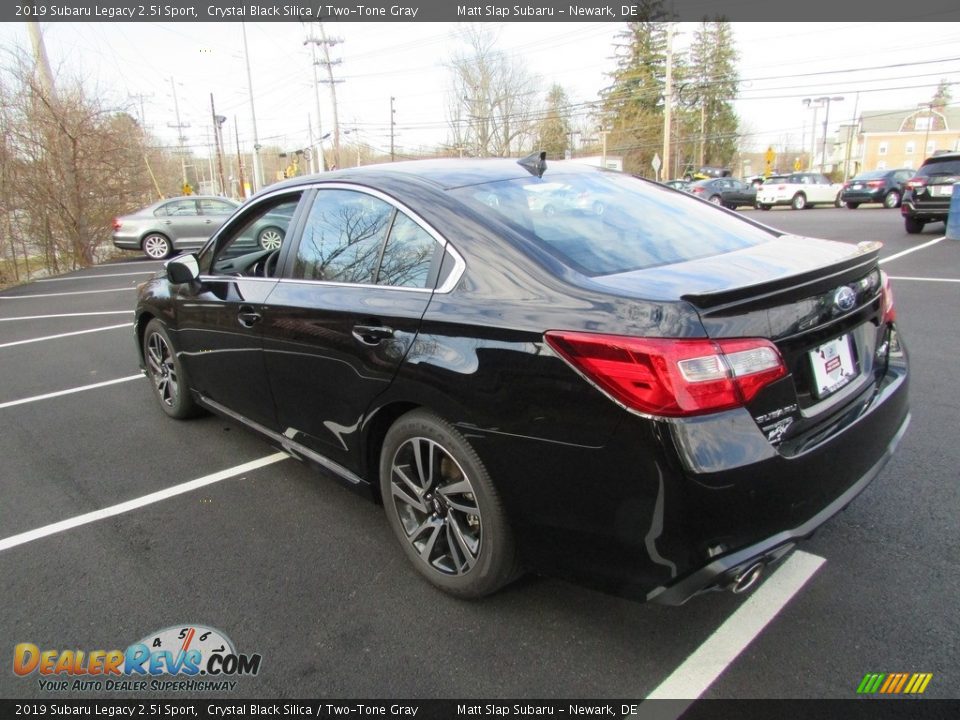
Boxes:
[168,77,189,190]
[390,96,396,162]
[842,92,860,181]
[234,116,247,199]
[598,129,610,170]
[313,22,343,170]
[304,31,327,172]
[241,23,263,191]
[815,95,844,174]
[661,25,674,182]
[210,94,227,196]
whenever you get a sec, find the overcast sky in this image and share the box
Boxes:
[1,21,958,163]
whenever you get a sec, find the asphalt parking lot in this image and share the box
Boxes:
[1,206,958,703]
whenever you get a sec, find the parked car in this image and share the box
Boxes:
[756,172,844,210]
[900,152,960,234]
[526,182,605,216]
[840,169,913,209]
[688,178,757,209]
[662,179,692,192]
[113,196,293,259]
[690,165,732,180]
[135,159,909,604]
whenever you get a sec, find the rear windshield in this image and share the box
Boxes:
[852,170,888,180]
[449,172,776,277]
[917,158,960,177]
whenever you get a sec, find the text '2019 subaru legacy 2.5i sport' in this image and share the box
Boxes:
[134,156,909,604]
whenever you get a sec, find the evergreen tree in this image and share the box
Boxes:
[931,78,951,111]
[538,84,571,159]
[600,19,669,175]
[688,20,740,168]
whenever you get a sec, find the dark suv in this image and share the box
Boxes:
[901,152,960,233]
[841,168,912,209]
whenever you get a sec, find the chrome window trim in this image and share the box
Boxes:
[291,182,466,294]
[202,182,466,294]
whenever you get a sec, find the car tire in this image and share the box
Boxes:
[142,319,201,419]
[884,191,901,209]
[142,233,172,260]
[845,202,860,209]
[791,193,807,210]
[257,226,285,251]
[709,195,723,205]
[904,217,925,235]
[543,204,556,217]
[380,409,520,598]
[759,204,771,211]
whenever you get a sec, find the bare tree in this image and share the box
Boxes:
[446,26,540,158]
[1,50,176,276]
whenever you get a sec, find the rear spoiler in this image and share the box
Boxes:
[682,242,882,314]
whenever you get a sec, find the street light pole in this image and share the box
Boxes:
[816,95,844,174]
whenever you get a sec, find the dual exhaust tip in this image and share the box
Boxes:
[730,561,765,594]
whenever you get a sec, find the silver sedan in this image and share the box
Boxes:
[112,196,289,259]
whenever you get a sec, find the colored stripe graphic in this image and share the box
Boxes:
[858,672,932,694]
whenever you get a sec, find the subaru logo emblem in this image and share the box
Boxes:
[833,286,857,312]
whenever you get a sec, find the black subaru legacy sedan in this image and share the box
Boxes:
[134,159,909,605]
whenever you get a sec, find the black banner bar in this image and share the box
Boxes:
[2,700,959,720]
[3,0,959,23]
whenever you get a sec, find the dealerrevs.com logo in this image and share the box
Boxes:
[13,625,261,692]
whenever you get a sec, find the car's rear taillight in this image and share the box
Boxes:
[842,182,851,189]
[112,218,122,231]
[692,187,705,194]
[905,177,927,189]
[544,332,787,418]
[867,180,885,188]
[880,271,896,324]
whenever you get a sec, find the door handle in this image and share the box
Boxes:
[238,305,261,328]
[352,324,394,345]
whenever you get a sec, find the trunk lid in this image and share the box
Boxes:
[589,235,887,440]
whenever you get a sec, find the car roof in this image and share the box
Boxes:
[254,158,602,198]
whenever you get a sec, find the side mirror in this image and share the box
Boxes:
[166,254,200,284]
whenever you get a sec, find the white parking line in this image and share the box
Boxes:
[0,287,137,299]
[0,323,133,349]
[0,374,145,410]
[888,276,960,283]
[0,311,133,322]
[34,272,155,282]
[643,551,826,704]
[879,236,946,265]
[0,453,289,553]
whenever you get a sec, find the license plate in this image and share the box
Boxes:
[810,334,857,398]
[933,185,955,197]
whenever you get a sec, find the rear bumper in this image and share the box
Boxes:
[647,410,910,604]
[901,199,949,221]
[112,232,141,250]
[841,189,885,203]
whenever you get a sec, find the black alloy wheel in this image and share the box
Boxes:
[380,409,519,598]
[142,319,200,419]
